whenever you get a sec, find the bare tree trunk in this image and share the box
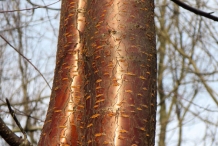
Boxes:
[39,0,156,145]
[38,0,86,145]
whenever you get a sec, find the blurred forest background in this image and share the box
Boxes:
[0,0,218,145]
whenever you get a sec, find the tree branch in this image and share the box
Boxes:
[0,99,32,146]
[6,99,27,140]
[171,0,218,21]
[0,0,60,13]
[26,0,60,11]
[0,117,24,146]
[0,35,51,89]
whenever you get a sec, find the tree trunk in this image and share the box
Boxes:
[38,0,156,145]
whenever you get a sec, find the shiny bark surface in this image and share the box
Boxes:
[39,0,156,145]
[38,0,87,145]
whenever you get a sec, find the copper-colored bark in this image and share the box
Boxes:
[38,0,87,145]
[39,0,156,145]
[82,0,156,145]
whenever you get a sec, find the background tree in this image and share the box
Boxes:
[0,0,60,145]
[156,0,218,146]
[0,0,218,146]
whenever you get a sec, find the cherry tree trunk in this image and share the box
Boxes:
[38,0,156,145]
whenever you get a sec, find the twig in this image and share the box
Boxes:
[6,99,27,140]
[0,35,51,89]
[171,0,218,21]
[26,0,60,11]
[0,99,32,146]
[0,0,60,13]
[5,99,32,145]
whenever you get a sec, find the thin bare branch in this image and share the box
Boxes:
[0,0,60,13]
[6,99,27,140]
[0,35,51,89]
[171,0,218,21]
[26,0,60,11]
[0,99,32,146]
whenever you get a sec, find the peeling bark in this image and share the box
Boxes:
[39,0,156,145]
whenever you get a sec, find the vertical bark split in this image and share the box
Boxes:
[39,0,156,145]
